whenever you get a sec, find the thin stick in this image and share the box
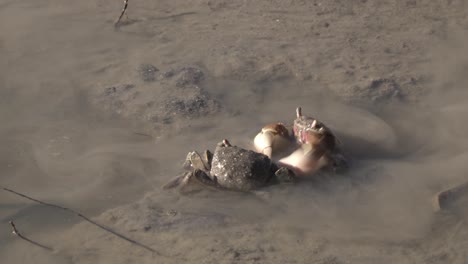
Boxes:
[2,186,159,254]
[133,132,153,138]
[9,221,53,251]
[115,0,129,26]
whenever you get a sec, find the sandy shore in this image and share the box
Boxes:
[1,0,468,263]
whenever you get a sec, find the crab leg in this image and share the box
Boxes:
[162,172,192,190]
[432,180,468,212]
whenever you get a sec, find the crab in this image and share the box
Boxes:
[163,107,347,193]
[253,107,347,176]
[163,139,295,193]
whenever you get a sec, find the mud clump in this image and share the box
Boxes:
[174,67,205,88]
[93,66,220,133]
[367,78,402,102]
[99,84,137,114]
[163,92,219,120]
[138,64,159,82]
[343,78,405,105]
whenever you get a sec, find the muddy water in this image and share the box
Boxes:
[1,0,468,263]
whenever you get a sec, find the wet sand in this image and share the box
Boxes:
[1,0,468,263]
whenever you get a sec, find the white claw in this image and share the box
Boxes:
[278,148,321,176]
[254,131,274,158]
[254,123,293,158]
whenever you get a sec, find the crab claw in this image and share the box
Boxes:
[278,144,326,176]
[162,172,195,191]
[254,123,292,158]
[279,126,339,176]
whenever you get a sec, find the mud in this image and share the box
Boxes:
[1,0,468,263]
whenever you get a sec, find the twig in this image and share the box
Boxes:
[115,0,129,27]
[1,186,159,255]
[133,132,153,138]
[9,221,53,251]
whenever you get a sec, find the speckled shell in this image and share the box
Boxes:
[209,144,273,191]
